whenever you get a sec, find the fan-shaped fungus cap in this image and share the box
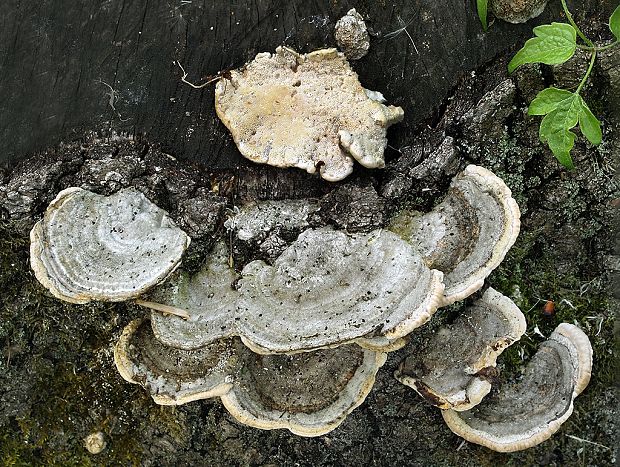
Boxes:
[114,319,386,436]
[30,187,190,304]
[237,227,444,354]
[442,323,593,452]
[391,165,520,305]
[141,228,442,354]
[395,288,526,411]
[114,319,237,405]
[490,0,548,23]
[220,342,387,437]
[215,47,404,182]
[149,241,238,350]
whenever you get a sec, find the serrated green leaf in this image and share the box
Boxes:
[546,129,576,169]
[578,97,602,145]
[539,94,581,139]
[508,23,577,73]
[528,88,574,115]
[477,0,489,31]
[610,4,620,40]
[538,95,581,169]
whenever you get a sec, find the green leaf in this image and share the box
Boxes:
[508,23,577,73]
[610,4,620,40]
[578,97,602,145]
[477,0,489,31]
[538,93,582,169]
[528,87,574,115]
[539,94,581,138]
[546,129,576,169]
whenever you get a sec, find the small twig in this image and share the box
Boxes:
[176,61,221,89]
[383,16,419,54]
[566,434,611,450]
[96,79,130,122]
[134,299,190,320]
[584,316,604,336]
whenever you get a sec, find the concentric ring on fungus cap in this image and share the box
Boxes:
[30,187,190,304]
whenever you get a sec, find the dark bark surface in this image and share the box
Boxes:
[0,0,609,167]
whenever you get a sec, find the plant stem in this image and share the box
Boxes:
[577,41,619,52]
[576,50,597,94]
[560,0,595,48]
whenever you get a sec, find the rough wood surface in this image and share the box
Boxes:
[1,0,604,167]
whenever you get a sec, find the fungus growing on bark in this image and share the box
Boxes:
[334,8,371,60]
[215,47,404,181]
[114,319,238,405]
[220,342,386,437]
[442,323,593,452]
[30,187,190,304]
[395,288,526,411]
[141,228,444,354]
[224,199,319,242]
[114,319,386,436]
[237,227,444,353]
[148,241,238,350]
[390,165,520,305]
[490,0,548,24]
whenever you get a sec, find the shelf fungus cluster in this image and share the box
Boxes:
[215,46,404,182]
[441,323,592,452]
[395,292,592,452]
[28,165,593,446]
[115,319,386,436]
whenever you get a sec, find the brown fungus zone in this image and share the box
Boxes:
[442,323,593,452]
[395,287,526,411]
[114,319,387,437]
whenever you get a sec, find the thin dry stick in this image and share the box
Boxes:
[134,299,190,320]
[565,434,611,450]
[176,60,221,89]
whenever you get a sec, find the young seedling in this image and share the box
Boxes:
[478,1,620,168]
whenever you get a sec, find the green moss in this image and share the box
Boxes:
[0,222,192,466]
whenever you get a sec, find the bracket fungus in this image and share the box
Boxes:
[442,323,593,452]
[223,199,319,242]
[334,9,370,60]
[390,165,520,305]
[142,228,444,354]
[148,241,238,350]
[30,187,190,303]
[215,47,404,181]
[115,319,387,436]
[395,288,526,411]
[490,0,549,23]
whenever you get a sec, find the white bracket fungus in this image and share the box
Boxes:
[334,9,371,60]
[442,323,593,452]
[390,165,520,305]
[148,241,239,350]
[223,199,319,242]
[114,319,387,437]
[490,0,549,23]
[142,228,444,354]
[30,187,190,303]
[215,47,404,182]
[237,228,444,353]
[395,288,526,411]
